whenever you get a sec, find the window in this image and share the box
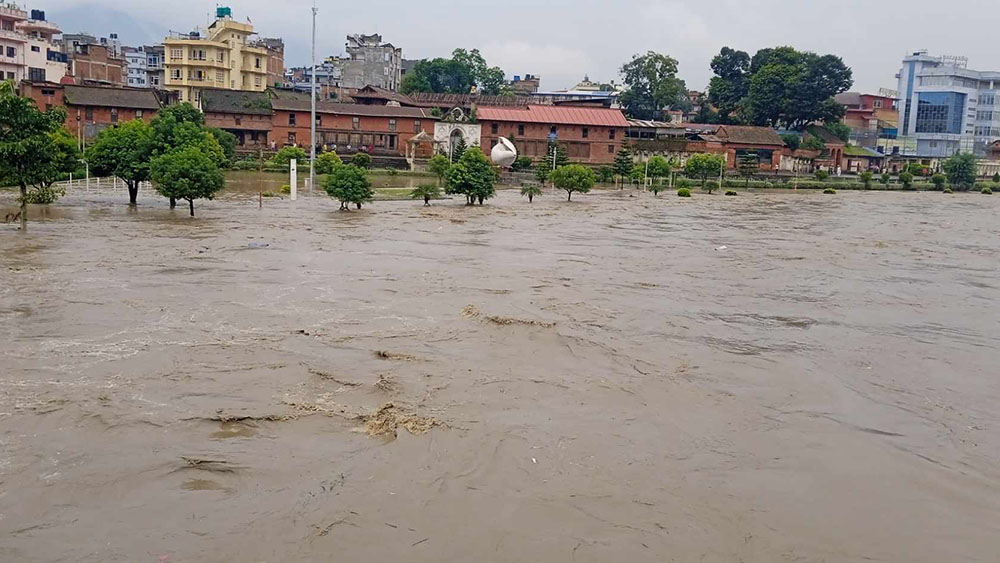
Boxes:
[353,117,360,130]
[110,108,119,123]
[30,45,40,53]
[915,92,966,134]
[170,69,181,80]
[608,144,615,154]
[582,127,589,138]
[190,48,205,61]
[491,123,498,134]
[980,93,996,106]
[288,113,296,126]
[28,67,45,82]
[255,57,261,69]
[254,76,261,87]
[609,128,616,139]
[217,52,224,63]
[170,48,182,60]
[873,99,882,109]
[414,119,421,133]
[41,88,54,96]
[316,114,322,126]
[136,110,143,118]
[518,124,524,136]
[235,116,242,125]
[6,46,15,57]
[216,70,224,83]
[6,72,14,80]
[389,119,397,131]
[85,107,94,121]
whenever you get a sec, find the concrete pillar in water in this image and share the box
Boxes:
[290,159,298,201]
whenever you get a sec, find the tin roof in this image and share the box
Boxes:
[62,85,162,110]
[271,98,437,119]
[477,105,629,127]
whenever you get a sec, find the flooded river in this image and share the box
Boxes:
[1,185,998,562]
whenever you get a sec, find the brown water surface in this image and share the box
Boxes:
[1,186,998,562]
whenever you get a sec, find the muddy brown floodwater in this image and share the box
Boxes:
[1,185,999,562]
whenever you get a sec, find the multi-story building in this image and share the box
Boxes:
[144,44,163,88]
[327,33,401,91]
[0,2,27,82]
[61,32,126,86]
[0,6,67,84]
[834,91,898,148]
[254,37,283,88]
[163,7,269,106]
[123,45,146,88]
[20,80,164,141]
[896,51,1000,157]
[508,74,540,94]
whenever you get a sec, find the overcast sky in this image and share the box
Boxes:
[43,0,1000,93]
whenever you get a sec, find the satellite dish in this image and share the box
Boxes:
[491,137,518,168]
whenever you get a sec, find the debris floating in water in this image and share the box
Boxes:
[248,242,269,249]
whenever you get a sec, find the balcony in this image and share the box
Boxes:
[0,4,28,19]
[0,28,26,42]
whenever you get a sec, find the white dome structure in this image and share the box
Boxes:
[491,137,518,168]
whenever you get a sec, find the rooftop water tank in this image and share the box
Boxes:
[216,6,232,19]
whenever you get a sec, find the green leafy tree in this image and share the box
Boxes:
[450,136,468,162]
[400,48,506,95]
[427,153,451,185]
[207,127,237,165]
[546,142,569,169]
[549,164,596,201]
[781,134,801,150]
[350,152,372,169]
[880,172,891,185]
[613,147,634,186]
[899,171,915,190]
[930,173,946,191]
[709,46,852,129]
[149,146,225,217]
[814,169,829,181]
[826,122,851,143]
[860,170,874,189]
[534,165,550,186]
[410,183,441,206]
[802,136,825,151]
[993,172,1000,184]
[619,51,688,119]
[646,155,671,194]
[445,147,496,205]
[324,164,373,210]
[269,146,308,168]
[510,156,532,172]
[0,90,67,230]
[942,153,977,191]
[34,128,82,191]
[684,153,725,189]
[521,184,543,202]
[736,151,759,188]
[315,151,343,174]
[596,166,615,183]
[87,119,155,205]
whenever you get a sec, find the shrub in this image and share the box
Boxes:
[704,180,719,194]
[880,173,891,185]
[596,166,615,183]
[860,171,873,189]
[763,181,774,189]
[931,173,946,191]
[410,184,441,205]
[280,184,291,194]
[314,151,343,174]
[823,187,837,194]
[899,171,915,190]
[21,185,66,204]
[510,156,532,172]
[993,172,999,184]
[261,191,278,197]
[520,184,543,202]
[269,146,308,169]
[351,152,372,169]
[943,188,953,194]
[982,187,993,195]
[231,159,260,171]
[677,187,691,197]
[814,169,829,181]
[724,190,738,196]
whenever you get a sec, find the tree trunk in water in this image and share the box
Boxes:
[567,191,572,201]
[424,196,430,205]
[169,197,176,209]
[128,182,138,205]
[355,202,361,210]
[528,194,533,203]
[188,199,195,217]
[19,184,27,232]
[477,195,484,205]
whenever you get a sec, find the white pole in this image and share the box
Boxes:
[85,162,90,191]
[309,3,317,193]
[290,158,298,201]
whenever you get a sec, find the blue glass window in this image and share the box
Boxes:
[915,92,966,134]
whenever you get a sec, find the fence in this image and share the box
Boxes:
[54,176,153,194]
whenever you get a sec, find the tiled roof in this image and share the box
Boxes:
[716,125,784,146]
[477,105,629,127]
[351,85,415,105]
[201,89,272,115]
[805,125,845,145]
[271,99,437,119]
[406,92,543,108]
[834,92,863,108]
[62,85,162,110]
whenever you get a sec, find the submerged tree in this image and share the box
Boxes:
[324,164,373,210]
[646,155,671,194]
[613,146,634,188]
[445,147,496,205]
[684,153,725,189]
[427,153,451,185]
[0,88,68,230]
[549,164,596,201]
[410,183,441,206]
[149,146,225,217]
[942,153,977,191]
[736,151,760,188]
[521,184,543,203]
[87,119,155,205]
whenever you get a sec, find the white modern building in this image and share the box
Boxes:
[0,4,67,84]
[123,45,146,87]
[896,51,1000,157]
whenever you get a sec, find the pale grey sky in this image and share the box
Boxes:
[42,0,999,94]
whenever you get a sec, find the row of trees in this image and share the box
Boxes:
[400,49,507,96]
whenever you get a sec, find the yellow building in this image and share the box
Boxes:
[163,10,267,106]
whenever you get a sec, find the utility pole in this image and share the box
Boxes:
[309,2,317,193]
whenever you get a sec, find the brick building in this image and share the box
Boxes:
[20,81,163,140]
[477,105,630,164]
[271,98,437,157]
[62,33,126,86]
[625,121,788,171]
[200,88,273,148]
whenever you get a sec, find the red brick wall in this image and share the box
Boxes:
[272,109,435,157]
[20,82,156,138]
[71,48,125,86]
[205,112,273,147]
[479,120,623,164]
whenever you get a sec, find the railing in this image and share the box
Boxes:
[0,28,25,41]
[0,5,28,19]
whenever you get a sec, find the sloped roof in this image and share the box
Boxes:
[834,92,863,108]
[717,125,784,146]
[843,145,883,157]
[406,92,543,108]
[271,98,437,118]
[477,105,629,127]
[806,125,845,145]
[201,89,272,115]
[63,85,162,110]
[351,85,415,105]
